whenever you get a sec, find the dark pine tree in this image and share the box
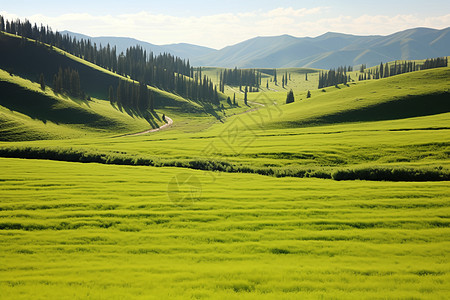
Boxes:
[286,89,295,104]
[244,86,248,106]
[0,15,4,32]
[39,73,45,90]
[109,85,115,102]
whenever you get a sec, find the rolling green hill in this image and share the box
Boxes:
[0,28,449,300]
[1,66,448,180]
[254,67,450,128]
[0,69,158,141]
[0,32,199,110]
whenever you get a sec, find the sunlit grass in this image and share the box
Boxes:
[0,158,449,298]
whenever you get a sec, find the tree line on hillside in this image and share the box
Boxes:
[320,57,448,88]
[110,80,154,112]
[218,68,261,92]
[0,15,220,106]
[359,57,448,81]
[318,66,350,89]
[52,67,82,97]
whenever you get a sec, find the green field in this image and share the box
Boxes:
[0,33,449,299]
[1,158,449,299]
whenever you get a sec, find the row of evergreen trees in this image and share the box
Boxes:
[318,66,349,88]
[52,67,82,97]
[422,57,448,70]
[110,80,154,111]
[0,15,220,106]
[320,57,448,87]
[359,57,448,81]
[218,68,261,92]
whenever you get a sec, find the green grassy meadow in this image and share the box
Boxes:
[1,157,449,299]
[0,36,449,299]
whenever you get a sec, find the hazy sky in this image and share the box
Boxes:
[2,0,449,48]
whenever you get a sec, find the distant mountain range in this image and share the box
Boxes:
[60,30,215,62]
[62,27,450,69]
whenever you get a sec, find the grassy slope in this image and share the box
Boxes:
[0,157,448,299]
[4,67,447,174]
[200,67,322,100]
[0,46,449,299]
[247,67,450,128]
[0,32,199,110]
[0,69,156,141]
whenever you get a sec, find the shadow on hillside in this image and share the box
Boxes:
[288,92,450,127]
[201,102,221,121]
[65,93,91,108]
[110,101,159,128]
[0,81,101,125]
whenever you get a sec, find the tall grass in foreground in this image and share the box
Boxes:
[0,158,448,299]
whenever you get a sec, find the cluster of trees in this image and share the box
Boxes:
[358,57,448,81]
[110,80,154,111]
[318,66,350,88]
[52,67,82,97]
[218,68,261,92]
[226,93,237,107]
[358,73,372,81]
[422,57,448,70]
[0,15,221,106]
[281,71,290,88]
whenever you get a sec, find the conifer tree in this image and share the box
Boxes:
[306,90,311,98]
[360,64,366,73]
[244,86,248,106]
[39,73,45,90]
[148,90,154,111]
[233,93,236,106]
[286,89,295,104]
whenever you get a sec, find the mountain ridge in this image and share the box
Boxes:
[60,30,217,61]
[61,27,450,68]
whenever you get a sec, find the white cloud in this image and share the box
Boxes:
[1,9,449,49]
[264,7,328,17]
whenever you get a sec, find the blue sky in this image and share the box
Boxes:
[2,0,449,48]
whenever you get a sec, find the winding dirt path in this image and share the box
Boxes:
[120,96,267,137]
[121,116,173,137]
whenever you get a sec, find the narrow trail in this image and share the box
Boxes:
[120,93,268,137]
[119,116,173,137]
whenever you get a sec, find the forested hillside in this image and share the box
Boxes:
[0,16,226,111]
